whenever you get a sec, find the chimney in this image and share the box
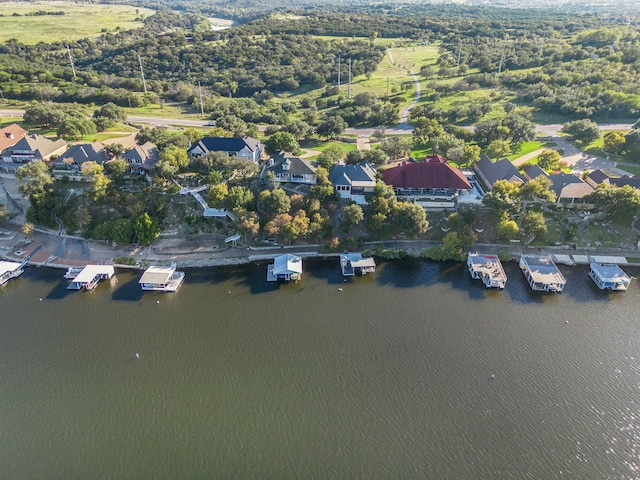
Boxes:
[5,133,13,139]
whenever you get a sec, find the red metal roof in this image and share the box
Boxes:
[381,155,472,190]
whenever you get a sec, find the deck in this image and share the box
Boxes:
[588,262,631,291]
[340,253,376,276]
[467,253,507,289]
[519,255,566,293]
[0,261,24,286]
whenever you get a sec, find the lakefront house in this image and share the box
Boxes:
[187,137,263,162]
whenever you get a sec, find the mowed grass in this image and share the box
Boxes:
[0,1,154,44]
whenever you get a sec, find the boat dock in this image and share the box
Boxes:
[0,260,24,286]
[467,253,507,289]
[66,265,115,290]
[340,253,376,276]
[139,263,185,292]
[588,261,631,291]
[519,255,566,293]
[267,254,302,282]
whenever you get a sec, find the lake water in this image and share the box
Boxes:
[1,258,639,479]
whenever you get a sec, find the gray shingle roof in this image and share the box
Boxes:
[57,143,105,165]
[328,162,376,186]
[187,136,260,155]
[474,154,525,187]
[268,152,317,175]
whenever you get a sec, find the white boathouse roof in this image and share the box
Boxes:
[0,261,22,276]
[273,254,303,275]
[590,263,630,284]
[72,265,115,283]
[139,265,175,285]
[521,256,566,285]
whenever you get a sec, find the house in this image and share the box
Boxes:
[328,161,377,205]
[473,154,525,190]
[522,165,549,182]
[54,142,106,169]
[267,152,317,184]
[548,172,594,204]
[122,142,159,175]
[585,169,611,189]
[1,134,67,170]
[381,155,472,200]
[267,254,302,282]
[0,123,28,153]
[187,137,262,162]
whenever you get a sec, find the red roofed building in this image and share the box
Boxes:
[381,155,472,199]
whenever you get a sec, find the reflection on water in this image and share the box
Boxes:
[1,259,639,479]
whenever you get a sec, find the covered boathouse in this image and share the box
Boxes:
[66,265,115,290]
[0,260,24,286]
[588,262,631,291]
[340,253,376,276]
[267,254,302,282]
[519,255,566,293]
[467,253,507,289]
[139,263,185,292]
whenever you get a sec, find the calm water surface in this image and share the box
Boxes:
[1,258,640,479]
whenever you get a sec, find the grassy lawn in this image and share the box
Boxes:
[79,132,133,143]
[125,102,201,119]
[299,139,357,157]
[104,123,139,133]
[507,141,546,161]
[616,165,640,175]
[0,1,154,44]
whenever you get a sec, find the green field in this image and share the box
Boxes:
[0,1,154,44]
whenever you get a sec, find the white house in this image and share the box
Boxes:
[267,152,317,184]
[187,137,262,162]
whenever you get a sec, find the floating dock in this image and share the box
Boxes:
[467,253,507,289]
[588,261,631,291]
[267,254,302,282]
[66,265,115,290]
[340,253,376,276]
[139,263,185,292]
[519,255,566,293]
[0,261,24,286]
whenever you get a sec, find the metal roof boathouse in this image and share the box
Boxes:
[588,261,631,291]
[340,253,376,277]
[66,265,115,290]
[0,261,24,286]
[139,263,185,292]
[267,254,302,282]
[467,253,507,289]
[519,255,566,293]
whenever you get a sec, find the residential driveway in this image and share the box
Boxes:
[102,132,138,149]
[547,136,628,175]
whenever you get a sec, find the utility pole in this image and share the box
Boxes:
[538,33,546,62]
[497,38,506,75]
[386,76,389,97]
[348,57,352,99]
[138,54,147,94]
[337,54,341,90]
[456,42,462,74]
[67,45,76,79]
[198,81,204,116]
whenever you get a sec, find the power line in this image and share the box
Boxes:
[348,57,352,99]
[66,45,76,79]
[198,81,204,116]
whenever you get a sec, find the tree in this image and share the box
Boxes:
[207,183,229,208]
[259,188,290,218]
[15,162,53,199]
[105,157,128,178]
[316,145,344,169]
[56,115,97,140]
[486,139,511,159]
[284,120,313,141]
[365,148,388,167]
[111,218,134,244]
[281,210,310,243]
[21,222,34,239]
[561,119,600,144]
[520,209,547,244]
[394,202,429,238]
[159,145,189,170]
[316,115,347,139]
[342,203,364,231]
[224,185,254,211]
[104,143,125,160]
[462,145,481,165]
[381,137,412,161]
[264,213,292,243]
[264,131,301,155]
[603,132,625,154]
[134,213,160,246]
[94,102,125,123]
[0,203,5,224]
[536,149,563,171]
[502,112,536,146]
[497,211,519,241]
[585,184,640,215]
[412,117,442,145]
[482,179,521,216]
[309,167,334,201]
[520,176,556,203]
[233,208,260,241]
[446,145,465,167]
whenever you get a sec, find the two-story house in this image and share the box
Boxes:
[1,134,67,170]
[267,152,317,184]
[54,142,107,169]
[122,142,159,175]
[187,137,262,162]
[328,162,377,205]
